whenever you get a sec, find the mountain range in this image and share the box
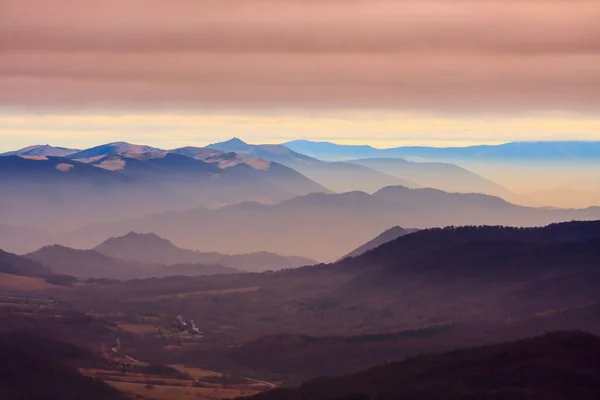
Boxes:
[0,143,328,229]
[8,230,316,280]
[285,139,600,163]
[23,244,241,280]
[0,139,517,200]
[208,137,416,193]
[94,231,316,272]
[54,186,600,261]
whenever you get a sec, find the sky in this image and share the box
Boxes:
[1,0,600,151]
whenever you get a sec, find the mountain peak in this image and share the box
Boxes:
[67,142,162,159]
[226,137,247,145]
[1,144,80,157]
[208,137,251,151]
[106,231,174,245]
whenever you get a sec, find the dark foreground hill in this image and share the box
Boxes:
[0,248,52,277]
[0,332,127,400]
[249,331,600,400]
[225,221,600,381]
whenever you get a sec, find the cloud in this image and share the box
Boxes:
[1,0,600,111]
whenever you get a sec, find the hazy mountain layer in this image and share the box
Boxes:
[0,150,327,230]
[57,187,600,261]
[209,138,416,193]
[349,157,509,196]
[24,244,240,280]
[285,140,600,163]
[94,232,316,272]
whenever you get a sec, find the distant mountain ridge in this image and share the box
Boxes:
[210,138,511,196]
[67,142,163,159]
[24,244,240,280]
[25,245,146,280]
[0,143,329,230]
[94,232,317,272]
[349,157,509,196]
[209,138,417,193]
[56,186,600,261]
[285,139,600,163]
[0,144,80,158]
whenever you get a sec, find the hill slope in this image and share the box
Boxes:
[0,332,126,400]
[209,138,415,193]
[67,141,163,159]
[25,245,145,280]
[248,331,600,400]
[0,144,80,157]
[94,232,316,272]
[0,248,52,277]
[25,244,240,280]
[340,226,418,260]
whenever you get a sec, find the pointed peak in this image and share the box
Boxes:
[224,137,247,145]
[208,137,251,151]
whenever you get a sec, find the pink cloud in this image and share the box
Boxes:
[1,0,599,111]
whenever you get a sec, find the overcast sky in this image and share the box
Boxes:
[1,0,599,150]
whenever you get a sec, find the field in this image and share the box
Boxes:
[108,381,254,400]
[0,272,55,291]
[81,362,266,400]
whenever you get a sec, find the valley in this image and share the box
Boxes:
[1,140,600,399]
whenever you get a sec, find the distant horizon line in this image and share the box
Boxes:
[3,138,600,154]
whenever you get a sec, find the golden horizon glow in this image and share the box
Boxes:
[1,111,600,152]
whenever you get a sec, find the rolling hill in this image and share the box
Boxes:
[340,226,418,260]
[67,141,163,159]
[0,332,127,400]
[94,231,316,272]
[25,244,240,280]
[0,248,52,277]
[25,245,146,280]
[248,331,600,400]
[0,144,80,157]
[226,220,600,381]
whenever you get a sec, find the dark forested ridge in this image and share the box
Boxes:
[0,332,127,400]
[248,331,600,400]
